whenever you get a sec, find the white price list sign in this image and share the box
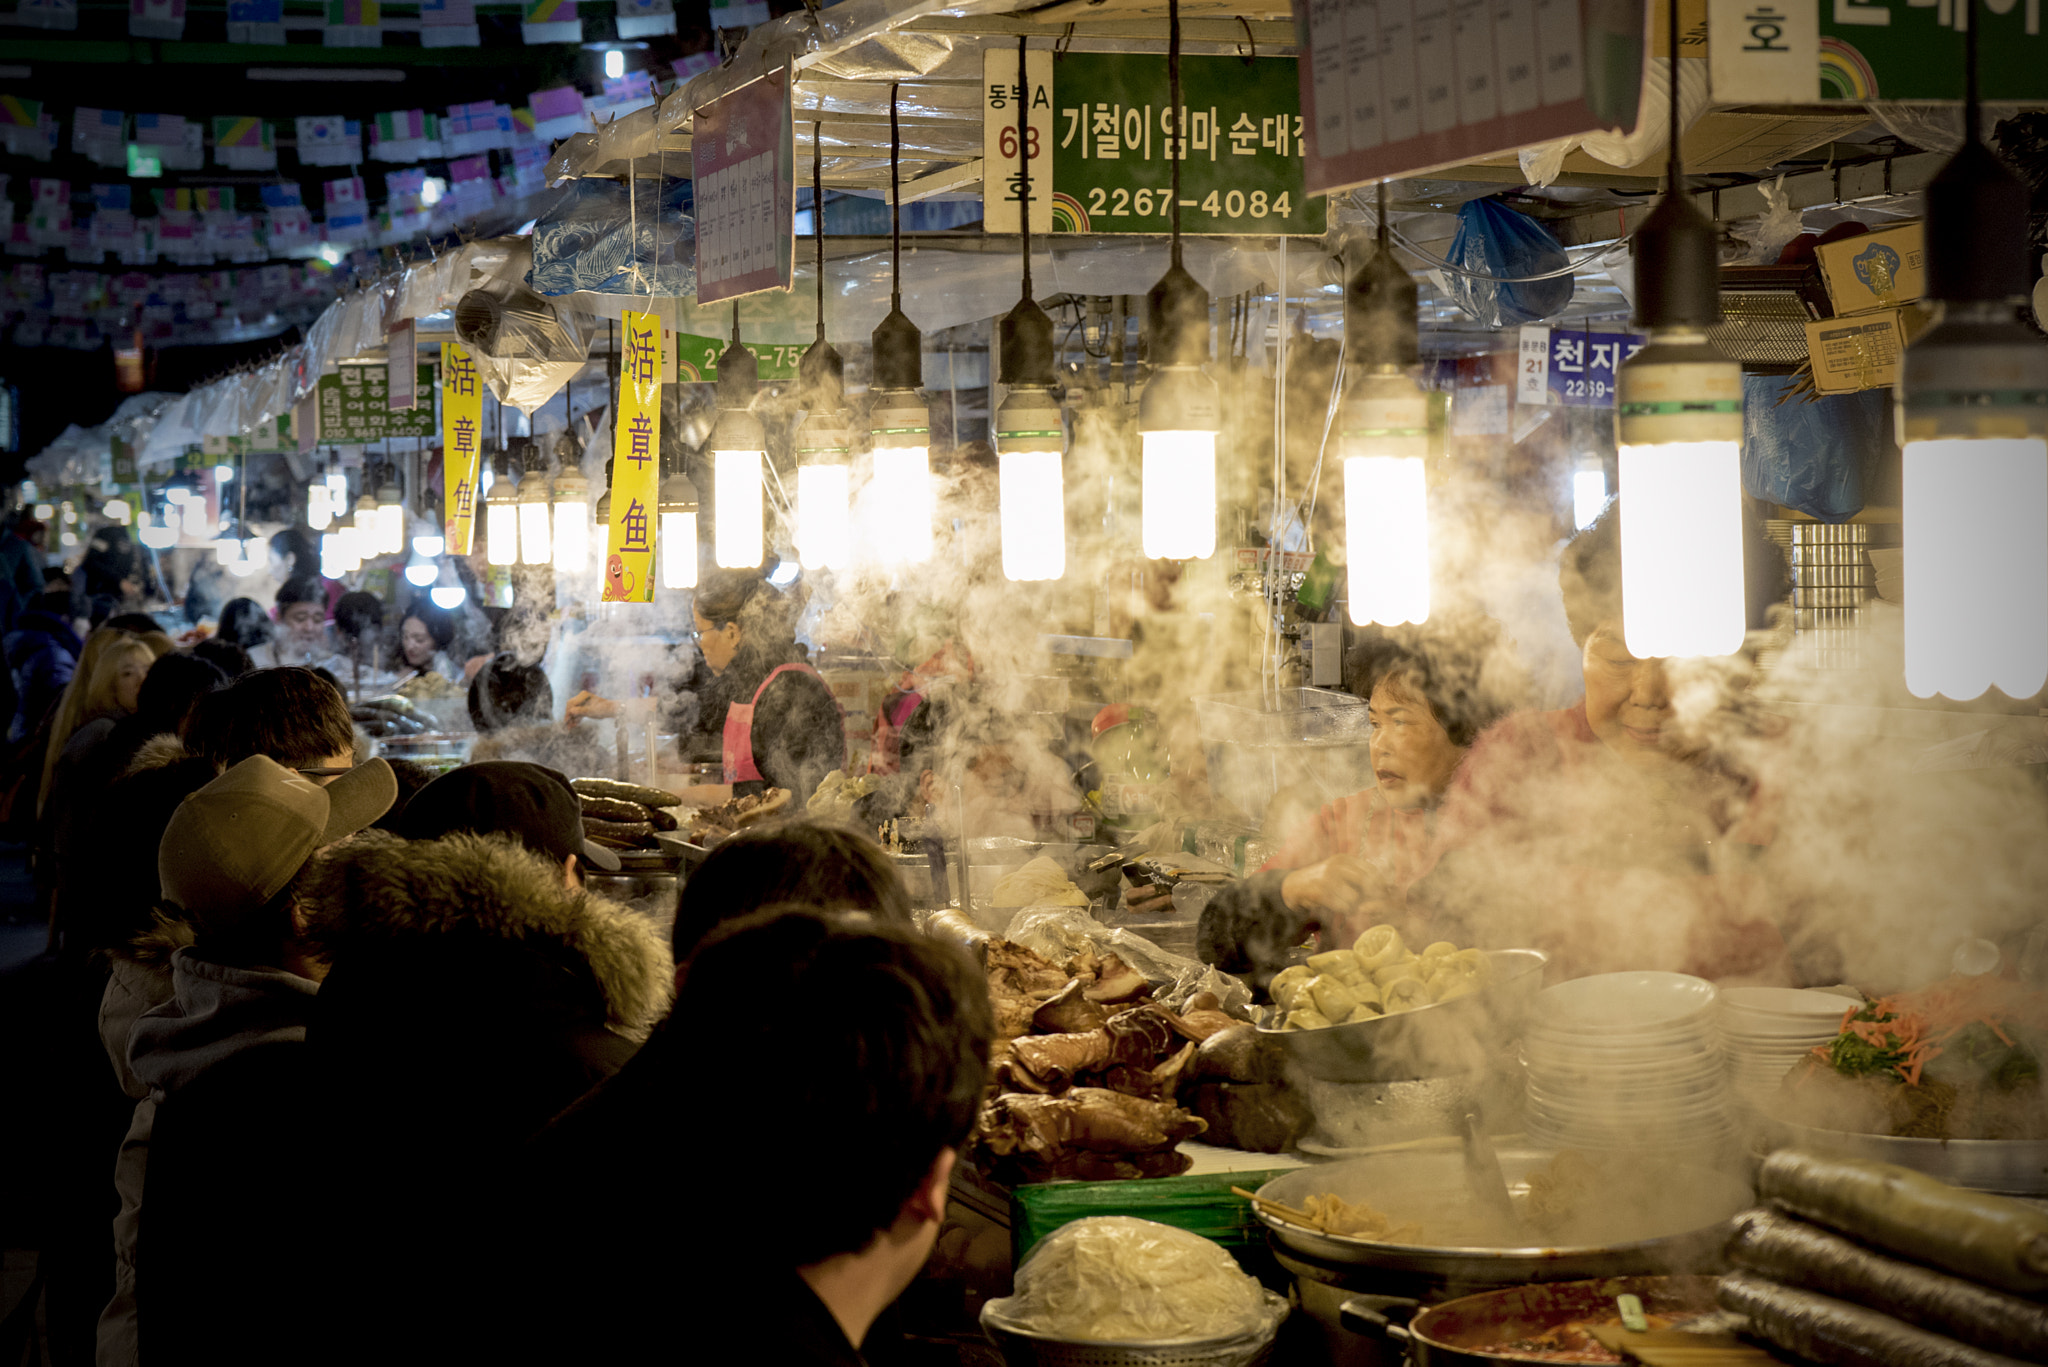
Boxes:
[692,63,795,305]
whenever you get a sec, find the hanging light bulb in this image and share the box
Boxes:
[1612,0,1746,660]
[1898,1,2048,700]
[137,508,177,550]
[659,457,702,591]
[867,85,935,566]
[710,307,766,570]
[307,466,331,530]
[516,443,552,567]
[430,583,468,610]
[412,526,445,559]
[794,133,852,573]
[403,546,439,587]
[374,464,405,556]
[325,464,349,518]
[994,36,1066,584]
[485,443,520,567]
[551,465,591,576]
[1138,0,1219,562]
[104,498,131,526]
[1342,181,1431,626]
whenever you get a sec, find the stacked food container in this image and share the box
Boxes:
[1718,986,1856,1109]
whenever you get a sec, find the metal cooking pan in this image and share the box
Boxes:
[1257,949,1548,1083]
[1339,1275,1721,1367]
[1254,1149,1751,1285]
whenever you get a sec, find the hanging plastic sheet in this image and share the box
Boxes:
[1740,373,1882,521]
[1439,199,1575,328]
[1518,56,1710,187]
[528,177,696,297]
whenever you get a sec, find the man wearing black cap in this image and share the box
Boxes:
[392,759,620,887]
[126,753,398,1366]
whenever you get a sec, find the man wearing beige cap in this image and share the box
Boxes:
[122,754,395,1367]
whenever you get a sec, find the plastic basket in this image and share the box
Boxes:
[1008,1170,1293,1267]
[980,1297,1286,1367]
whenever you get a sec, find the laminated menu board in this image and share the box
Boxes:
[1297,0,1645,194]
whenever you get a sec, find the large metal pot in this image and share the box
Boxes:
[1338,1276,1721,1366]
[1253,1149,1750,1286]
[1258,950,1548,1084]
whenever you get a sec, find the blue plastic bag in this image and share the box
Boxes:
[1440,199,1575,328]
[527,178,696,297]
[1740,373,1882,521]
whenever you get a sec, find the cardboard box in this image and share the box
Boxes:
[1805,310,1906,394]
[1815,223,1925,317]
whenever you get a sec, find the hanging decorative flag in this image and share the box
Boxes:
[226,0,283,43]
[440,341,483,555]
[370,110,441,163]
[527,86,589,139]
[324,0,380,47]
[15,0,78,29]
[212,117,277,172]
[72,108,126,167]
[419,0,478,46]
[295,115,363,168]
[129,0,185,39]
[522,0,581,46]
[323,175,369,238]
[615,0,674,39]
[0,98,44,160]
[603,310,662,603]
[28,180,71,247]
[443,100,504,153]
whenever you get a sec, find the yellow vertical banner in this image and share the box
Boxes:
[440,341,484,556]
[603,309,662,602]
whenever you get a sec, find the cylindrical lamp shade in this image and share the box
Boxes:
[1615,333,1747,659]
[661,510,699,590]
[713,448,764,569]
[553,497,589,575]
[1903,436,2048,699]
[518,499,551,566]
[1139,431,1216,561]
[796,464,851,571]
[999,450,1065,582]
[1344,456,1430,626]
[485,496,518,566]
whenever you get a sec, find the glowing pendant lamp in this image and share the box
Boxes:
[1613,0,1746,660]
[484,444,520,567]
[659,452,702,591]
[794,131,852,573]
[710,305,766,570]
[374,464,405,556]
[994,35,1066,584]
[1897,0,2048,700]
[551,465,590,577]
[516,441,552,567]
[1342,180,1430,626]
[307,455,333,530]
[868,85,934,565]
[1138,0,1218,561]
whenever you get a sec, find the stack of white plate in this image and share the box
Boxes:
[1521,971,1733,1152]
[1720,986,1855,1109]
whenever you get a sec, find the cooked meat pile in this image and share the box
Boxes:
[572,777,682,852]
[681,787,790,842]
[971,938,1239,1182]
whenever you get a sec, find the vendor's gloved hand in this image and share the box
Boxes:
[565,690,621,724]
[1121,881,1177,918]
[1280,855,1389,922]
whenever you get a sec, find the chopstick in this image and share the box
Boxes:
[1231,1186,1320,1228]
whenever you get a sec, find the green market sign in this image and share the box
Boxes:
[1708,0,2047,103]
[985,50,1324,236]
[316,364,436,443]
[673,334,806,383]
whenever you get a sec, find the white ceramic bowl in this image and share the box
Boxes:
[1532,972,1719,1033]
[1720,987,1857,1020]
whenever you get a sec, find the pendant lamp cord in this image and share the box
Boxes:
[1168,0,1183,267]
[1017,36,1032,301]
[1664,0,1682,194]
[890,83,902,314]
[813,122,825,342]
[731,299,740,348]
[1964,0,1980,145]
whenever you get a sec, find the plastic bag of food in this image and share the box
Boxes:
[990,856,1088,908]
[987,1216,1288,1348]
[1004,907,1252,1018]
[1440,199,1575,329]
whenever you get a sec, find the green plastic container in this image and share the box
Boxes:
[1008,1170,1295,1268]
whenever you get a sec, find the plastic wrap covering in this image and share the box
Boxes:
[1741,374,1880,521]
[1730,176,1804,265]
[1866,103,2027,156]
[1004,907,1251,1019]
[1518,57,1709,186]
[1440,200,1575,328]
[1727,1209,2048,1361]
[456,239,589,362]
[1719,1273,2032,1367]
[986,1216,1288,1351]
[528,178,695,298]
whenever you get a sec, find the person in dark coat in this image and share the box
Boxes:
[295,827,671,1360]
[4,585,81,742]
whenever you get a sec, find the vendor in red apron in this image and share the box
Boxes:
[679,566,845,808]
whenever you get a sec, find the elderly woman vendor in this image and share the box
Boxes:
[1197,614,1518,991]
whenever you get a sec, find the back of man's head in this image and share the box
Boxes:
[189,667,356,771]
[667,909,991,1264]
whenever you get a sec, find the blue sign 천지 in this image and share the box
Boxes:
[1516,325,1648,408]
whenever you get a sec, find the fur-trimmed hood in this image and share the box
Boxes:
[303,830,672,1036]
[124,732,195,779]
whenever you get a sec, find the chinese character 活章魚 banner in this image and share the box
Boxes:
[440,341,483,555]
[604,309,663,603]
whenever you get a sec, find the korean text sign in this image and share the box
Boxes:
[691,65,794,304]
[604,310,662,603]
[440,341,483,555]
[316,364,434,442]
[1045,53,1324,236]
[1516,325,1646,408]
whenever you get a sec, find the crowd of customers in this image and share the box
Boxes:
[3,582,990,1367]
